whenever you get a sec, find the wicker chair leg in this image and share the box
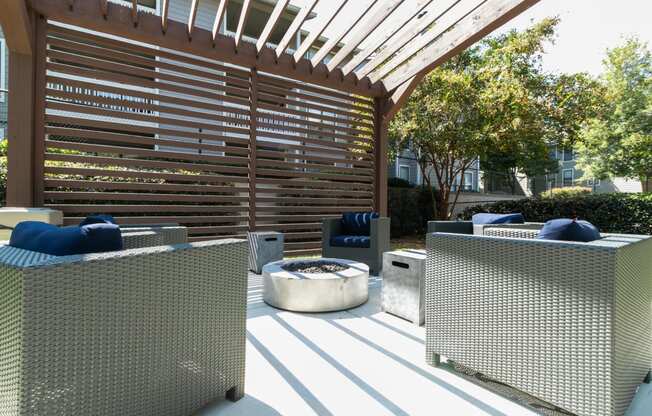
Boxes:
[427,353,441,367]
[226,385,245,402]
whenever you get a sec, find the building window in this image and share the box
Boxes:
[0,128,4,139]
[562,169,574,187]
[548,146,557,160]
[563,148,574,161]
[587,178,601,187]
[463,171,473,191]
[399,165,410,182]
[0,39,6,103]
[546,175,556,190]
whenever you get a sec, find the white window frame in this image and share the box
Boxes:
[0,38,6,103]
[463,171,474,191]
[562,168,574,187]
[398,165,410,182]
[587,178,601,186]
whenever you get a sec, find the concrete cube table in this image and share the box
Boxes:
[381,249,426,325]
[248,231,284,274]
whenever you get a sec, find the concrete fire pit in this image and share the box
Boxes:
[262,258,369,312]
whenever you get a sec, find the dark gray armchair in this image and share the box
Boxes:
[322,213,390,275]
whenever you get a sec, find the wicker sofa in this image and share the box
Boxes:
[427,220,544,236]
[425,231,652,416]
[121,225,188,248]
[0,238,248,416]
[322,215,390,275]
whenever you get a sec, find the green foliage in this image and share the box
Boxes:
[461,193,652,235]
[0,140,6,206]
[540,186,592,199]
[576,38,652,191]
[388,186,439,237]
[387,177,413,188]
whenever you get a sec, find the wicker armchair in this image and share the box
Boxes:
[0,239,248,416]
[425,232,652,416]
[322,216,390,275]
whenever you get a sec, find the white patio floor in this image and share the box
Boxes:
[202,273,650,416]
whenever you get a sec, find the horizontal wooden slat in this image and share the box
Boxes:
[45,179,246,194]
[44,191,248,203]
[256,197,371,205]
[63,215,249,225]
[187,225,249,235]
[44,166,249,184]
[47,205,250,213]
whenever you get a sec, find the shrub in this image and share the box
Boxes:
[387,177,413,188]
[388,186,438,237]
[540,186,592,199]
[461,193,652,235]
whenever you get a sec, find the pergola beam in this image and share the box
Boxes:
[293,0,347,63]
[275,0,317,58]
[0,0,33,54]
[161,0,170,32]
[342,0,435,77]
[383,0,540,91]
[187,0,199,38]
[211,0,228,41]
[234,0,252,47]
[30,0,384,97]
[256,0,288,52]
[309,0,377,68]
[326,0,405,72]
[368,0,483,84]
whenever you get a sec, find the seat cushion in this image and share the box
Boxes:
[472,213,525,225]
[341,212,379,236]
[79,214,117,226]
[9,221,123,256]
[330,235,371,248]
[537,218,601,242]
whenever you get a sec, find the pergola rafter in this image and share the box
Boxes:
[2,0,539,244]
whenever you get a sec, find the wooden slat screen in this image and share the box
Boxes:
[41,23,376,256]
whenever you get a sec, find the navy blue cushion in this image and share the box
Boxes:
[9,221,123,256]
[472,213,525,225]
[79,214,117,226]
[330,235,371,248]
[537,218,601,242]
[341,212,379,236]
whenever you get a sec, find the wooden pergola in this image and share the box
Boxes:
[0,0,538,254]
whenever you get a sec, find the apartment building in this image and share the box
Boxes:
[532,146,643,194]
[0,25,7,139]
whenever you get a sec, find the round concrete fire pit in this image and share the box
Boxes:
[262,258,369,312]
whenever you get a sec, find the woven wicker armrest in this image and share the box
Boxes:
[0,239,248,415]
[425,232,652,416]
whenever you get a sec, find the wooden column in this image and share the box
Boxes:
[373,97,389,216]
[32,16,47,206]
[248,68,258,231]
[5,10,36,207]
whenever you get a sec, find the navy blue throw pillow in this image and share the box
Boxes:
[9,221,123,256]
[341,212,379,236]
[79,214,117,226]
[472,213,525,225]
[537,218,601,242]
[330,235,371,248]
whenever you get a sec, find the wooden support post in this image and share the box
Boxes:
[5,11,36,207]
[374,97,389,216]
[248,68,258,231]
[33,16,48,206]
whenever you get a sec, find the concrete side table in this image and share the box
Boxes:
[248,231,284,274]
[381,249,426,325]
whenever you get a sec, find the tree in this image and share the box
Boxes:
[390,18,601,218]
[576,38,652,192]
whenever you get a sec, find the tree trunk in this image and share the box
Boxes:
[642,175,651,193]
[435,190,450,220]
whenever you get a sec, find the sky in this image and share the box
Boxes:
[291,0,652,77]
